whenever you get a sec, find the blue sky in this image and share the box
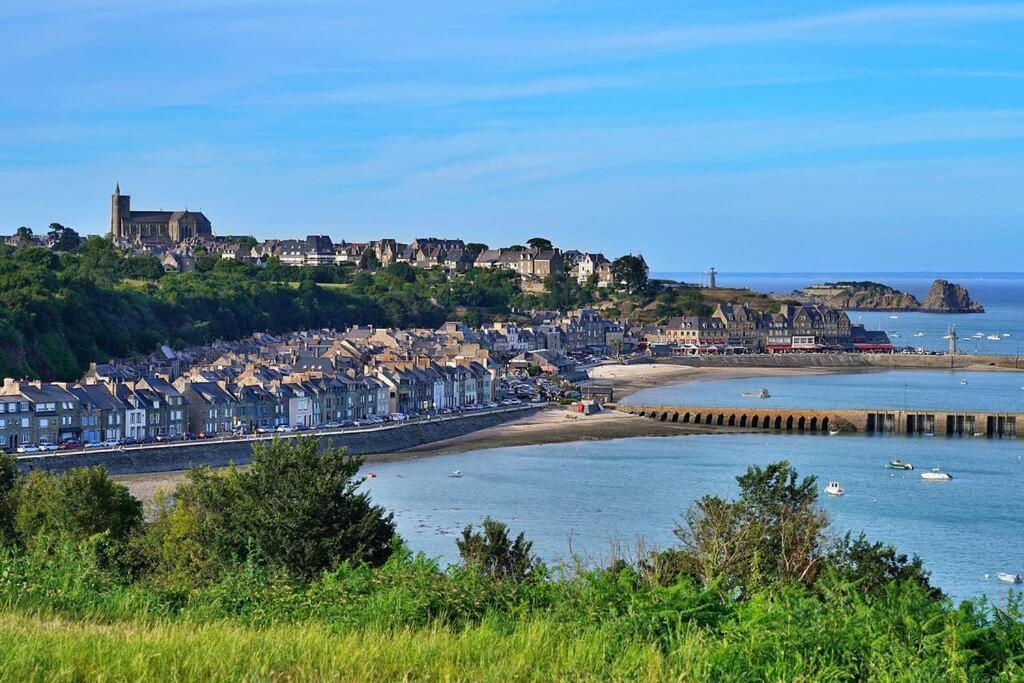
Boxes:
[2,1,1024,271]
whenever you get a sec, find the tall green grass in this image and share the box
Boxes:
[0,545,1022,680]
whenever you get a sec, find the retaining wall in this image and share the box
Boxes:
[19,406,542,475]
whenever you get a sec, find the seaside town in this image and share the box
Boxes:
[0,187,899,454]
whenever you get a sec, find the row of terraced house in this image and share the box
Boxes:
[0,359,496,451]
[644,303,894,354]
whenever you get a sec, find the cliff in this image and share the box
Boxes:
[920,279,984,313]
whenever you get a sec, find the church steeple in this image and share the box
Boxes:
[115,182,120,195]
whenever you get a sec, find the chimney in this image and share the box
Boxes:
[0,378,18,395]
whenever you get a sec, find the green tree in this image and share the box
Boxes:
[526,237,553,250]
[611,255,648,294]
[0,451,18,543]
[674,461,829,590]
[827,532,939,598]
[142,438,395,583]
[14,466,142,545]
[14,226,33,247]
[463,242,488,259]
[457,517,542,582]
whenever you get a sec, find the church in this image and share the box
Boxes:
[110,184,213,244]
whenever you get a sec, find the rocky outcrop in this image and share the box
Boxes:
[920,279,984,313]
[800,282,920,311]
[798,279,983,313]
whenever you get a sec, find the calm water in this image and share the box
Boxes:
[655,272,1024,355]
[623,369,1024,413]
[362,434,1024,603]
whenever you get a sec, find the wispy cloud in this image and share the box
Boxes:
[577,3,1024,51]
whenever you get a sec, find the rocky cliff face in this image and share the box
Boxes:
[801,281,920,310]
[920,279,984,313]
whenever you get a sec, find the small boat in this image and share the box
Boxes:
[997,572,1023,584]
[825,481,844,496]
[921,468,952,481]
[986,335,1001,341]
[1002,333,1011,338]
[973,431,985,437]
[449,470,462,478]
[887,459,913,470]
[960,378,968,385]
[913,332,926,337]
[828,428,841,436]
[890,333,901,338]
[365,472,377,479]
[889,315,900,319]
[741,388,771,399]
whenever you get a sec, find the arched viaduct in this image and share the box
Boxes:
[613,405,1021,438]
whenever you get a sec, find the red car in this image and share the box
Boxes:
[59,440,81,450]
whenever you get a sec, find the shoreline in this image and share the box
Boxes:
[116,361,1023,501]
[116,364,846,500]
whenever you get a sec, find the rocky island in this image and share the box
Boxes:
[798,279,984,313]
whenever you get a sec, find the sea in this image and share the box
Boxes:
[362,273,1024,604]
[655,271,1024,356]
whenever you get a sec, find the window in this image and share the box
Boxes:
[38,418,48,428]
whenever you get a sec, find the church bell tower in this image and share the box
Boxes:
[111,183,131,240]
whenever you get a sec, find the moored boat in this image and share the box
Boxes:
[828,428,841,436]
[921,468,952,481]
[825,481,844,496]
[997,572,1023,584]
[449,470,462,478]
[887,459,913,470]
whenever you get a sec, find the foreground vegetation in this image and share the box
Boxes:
[0,440,1021,679]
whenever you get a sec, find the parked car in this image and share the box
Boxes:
[100,439,120,448]
[294,424,310,432]
[275,425,295,433]
[39,443,59,452]
[256,425,274,434]
[59,440,81,450]
[324,422,341,429]
[16,444,39,454]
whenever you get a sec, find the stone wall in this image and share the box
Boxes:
[19,406,542,476]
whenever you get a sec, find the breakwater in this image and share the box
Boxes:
[18,406,542,475]
[616,404,1020,438]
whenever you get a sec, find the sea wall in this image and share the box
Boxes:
[634,353,1022,371]
[19,406,542,476]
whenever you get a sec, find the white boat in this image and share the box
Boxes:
[740,387,771,399]
[997,572,1023,584]
[824,481,845,496]
[1002,333,1011,338]
[921,468,952,481]
[986,335,1001,341]
[449,470,462,478]
[889,315,900,319]
[828,429,841,436]
[960,378,968,385]
[913,332,926,337]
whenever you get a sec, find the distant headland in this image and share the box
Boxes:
[797,279,984,314]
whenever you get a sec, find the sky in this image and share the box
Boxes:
[1,1,1023,272]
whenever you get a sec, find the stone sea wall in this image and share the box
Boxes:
[19,406,542,476]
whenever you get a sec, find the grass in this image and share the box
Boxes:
[0,612,674,681]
